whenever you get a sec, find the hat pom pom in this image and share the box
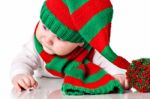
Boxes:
[126,58,150,92]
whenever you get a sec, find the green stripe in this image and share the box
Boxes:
[46,57,83,75]
[82,42,92,51]
[46,58,93,80]
[62,0,89,14]
[101,45,117,62]
[84,69,107,83]
[80,7,113,42]
[46,57,71,72]
[66,60,89,80]
[62,80,123,95]
[67,64,108,83]
[64,61,108,83]
[34,35,43,53]
[40,2,84,43]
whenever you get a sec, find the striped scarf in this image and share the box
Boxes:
[34,25,123,95]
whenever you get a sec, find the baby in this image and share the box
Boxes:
[10,0,130,93]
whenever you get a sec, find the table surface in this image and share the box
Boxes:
[10,77,150,99]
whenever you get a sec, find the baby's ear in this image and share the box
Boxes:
[78,42,84,47]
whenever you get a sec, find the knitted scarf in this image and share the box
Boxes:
[34,24,123,95]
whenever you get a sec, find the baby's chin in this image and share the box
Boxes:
[43,46,55,55]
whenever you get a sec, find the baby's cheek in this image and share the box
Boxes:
[53,47,63,54]
[54,42,78,55]
[36,32,42,42]
[54,47,69,56]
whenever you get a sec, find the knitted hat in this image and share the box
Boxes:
[40,0,130,69]
[40,0,84,43]
[126,58,150,92]
[40,0,113,43]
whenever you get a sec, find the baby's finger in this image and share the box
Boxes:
[114,76,125,87]
[14,83,22,92]
[33,81,38,88]
[27,75,37,87]
[18,79,29,90]
[23,76,32,88]
[120,77,125,86]
[125,79,130,90]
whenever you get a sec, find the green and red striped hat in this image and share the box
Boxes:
[40,0,130,69]
[40,0,112,43]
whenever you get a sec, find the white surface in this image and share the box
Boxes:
[1,0,150,98]
[10,77,150,99]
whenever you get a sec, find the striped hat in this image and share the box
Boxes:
[40,0,112,43]
[40,0,129,69]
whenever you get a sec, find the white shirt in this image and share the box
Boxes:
[10,38,126,80]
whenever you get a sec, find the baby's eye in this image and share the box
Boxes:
[43,25,48,30]
[57,37,64,41]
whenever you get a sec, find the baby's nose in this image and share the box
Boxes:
[45,36,54,45]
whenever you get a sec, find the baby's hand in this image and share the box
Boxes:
[113,74,130,90]
[12,74,38,92]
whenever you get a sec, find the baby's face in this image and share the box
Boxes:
[36,21,84,56]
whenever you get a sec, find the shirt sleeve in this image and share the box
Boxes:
[93,50,126,75]
[10,38,42,80]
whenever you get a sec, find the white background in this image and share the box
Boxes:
[0,0,150,98]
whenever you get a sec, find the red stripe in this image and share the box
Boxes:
[61,47,89,62]
[75,50,89,62]
[64,74,114,89]
[34,21,40,34]
[86,49,95,62]
[46,69,64,78]
[46,0,76,30]
[89,23,111,52]
[77,63,101,76]
[77,64,85,73]
[71,0,112,30]
[113,56,130,69]
[86,63,102,75]
[40,51,55,63]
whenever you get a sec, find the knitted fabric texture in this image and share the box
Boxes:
[126,58,150,92]
[34,27,123,95]
[34,0,130,95]
[40,0,130,70]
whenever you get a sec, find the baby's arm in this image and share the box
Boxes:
[93,50,126,75]
[10,39,41,91]
[93,50,129,89]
